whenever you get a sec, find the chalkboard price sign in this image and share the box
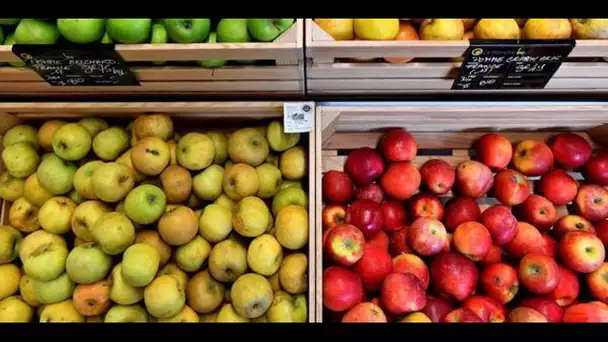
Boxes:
[12,43,140,86]
[452,39,576,90]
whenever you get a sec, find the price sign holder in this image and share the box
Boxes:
[283,102,314,133]
[12,43,140,86]
[452,39,576,90]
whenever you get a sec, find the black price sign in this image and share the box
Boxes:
[12,43,140,86]
[452,39,576,90]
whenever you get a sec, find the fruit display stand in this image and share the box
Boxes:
[0,101,316,322]
[305,19,608,95]
[316,103,608,322]
[0,20,304,98]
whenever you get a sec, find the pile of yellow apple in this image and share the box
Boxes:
[0,113,309,323]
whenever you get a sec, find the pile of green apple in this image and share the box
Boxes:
[0,113,309,323]
[0,18,295,68]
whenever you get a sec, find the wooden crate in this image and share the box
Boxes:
[305,19,608,95]
[315,103,608,321]
[0,101,317,323]
[0,20,304,98]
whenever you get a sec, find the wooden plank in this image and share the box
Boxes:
[323,154,471,173]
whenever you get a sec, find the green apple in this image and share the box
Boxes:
[217,19,250,43]
[19,230,67,262]
[192,165,224,201]
[228,128,269,167]
[2,142,39,178]
[256,163,282,199]
[91,162,134,203]
[90,212,135,255]
[52,123,92,161]
[3,33,24,67]
[69,190,85,204]
[176,133,215,171]
[71,200,111,242]
[78,117,108,137]
[100,31,112,43]
[0,225,22,264]
[107,19,152,44]
[35,272,75,305]
[23,243,69,281]
[198,32,227,69]
[150,23,168,65]
[108,264,143,305]
[73,160,104,200]
[279,180,302,191]
[104,304,148,322]
[124,185,166,225]
[175,235,211,273]
[248,19,294,42]
[0,19,20,26]
[92,127,129,161]
[267,120,300,152]
[57,19,105,44]
[163,18,210,43]
[65,243,112,284]
[0,172,25,202]
[271,187,308,216]
[207,131,228,164]
[199,204,232,243]
[3,124,39,149]
[292,294,307,322]
[13,19,60,44]
[38,196,77,235]
[121,243,160,287]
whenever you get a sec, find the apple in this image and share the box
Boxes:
[512,139,554,176]
[323,266,364,312]
[597,220,608,246]
[480,205,518,245]
[106,19,151,44]
[13,19,60,44]
[587,262,608,304]
[92,127,129,162]
[550,132,592,169]
[430,252,478,302]
[474,133,513,171]
[52,123,92,161]
[57,18,105,44]
[421,296,453,322]
[124,185,167,225]
[37,154,77,195]
[354,183,384,203]
[504,222,545,259]
[38,196,77,235]
[381,273,426,315]
[379,129,417,162]
[454,161,493,198]
[3,124,39,149]
[518,253,560,295]
[322,170,353,204]
[247,19,294,42]
[163,19,210,43]
[493,169,531,206]
[90,162,134,203]
[453,221,492,261]
[341,302,387,323]
[549,264,580,307]
[520,297,564,323]
[443,197,481,232]
[409,193,444,221]
[324,224,366,267]
[519,195,557,231]
[345,199,384,240]
[481,244,503,265]
[322,204,346,231]
[382,201,407,233]
[540,233,558,259]
[79,117,109,138]
[408,217,448,256]
[353,244,393,292]
[419,159,454,195]
[2,143,39,179]
[344,147,385,186]
[481,262,518,304]
[380,162,420,201]
[392,253,429,289]
[266,120,299,153]
[537,169,578,205]
[389,226,413,256]
[554,215,596,239]
[508,307,548,322]
[584,152,608,185]
[217,19,250,43]
[463,295,506,322]
[562,303,608,322]
[443,308,482,323]
[559,231,605,273]
[574,184,608,222]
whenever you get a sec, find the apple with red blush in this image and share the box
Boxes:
[508,307,548,322]
[563,303,608,322]
[409,192,444,221]
[455,160,494,198]
[518,194,557,231]
[324,224,366,267]
[381,273,427,316]
[380,162,420,201]
[480,205,518,245]
[408,217,448,256]
[422,296,453,323]
[596,220,608,246]
[520,297,564,323]
[481,244,503,265]
[322,204,346,231]
[430,252,479,303]
[559,231,605,273]
[354,183,384,203]
[549,264,580,307]
[463,295,507,323]
[392,253,429,289]
[550,132,592,169]
[323,170,354,204]
[419,159,455,195]
[379,129,418,162]
[389,226,412,257]
[341,302,387,323]
[540,233,557,259]
[323,266,365,312]
[344,147,385,186]
[584,152,608,186]
[481,262,519,304]
[443,308,482,323]
[587,262,608,304]
[475,133,513,171]
[574,184,608,223]
[518,253,560,295]
[512,139,554,177]
[493,169,531,206]
[345,199,384,240]
[382,200,407,233]
[443,197,481,232]
[368,230,389,251]
[453,221,492,261]
[537,169,578,205]
[554,215,596,239]
[504,222,544,259]
[353,244,393,292]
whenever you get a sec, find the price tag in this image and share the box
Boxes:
[283,102,314,133]
[452,39,575,90]
[12,43,139,86]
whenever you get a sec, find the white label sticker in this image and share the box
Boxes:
[283,102,314,133]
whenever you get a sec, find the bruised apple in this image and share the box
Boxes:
[419,159,454,195]
[454,161,493,198]
[443,197,481,232]
[481,263,519,304]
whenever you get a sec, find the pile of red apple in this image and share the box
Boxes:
[321,129,608,323]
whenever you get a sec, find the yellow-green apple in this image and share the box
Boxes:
[323,223,365,267]
[574,184,608,222]
[51,123,92,161]
[519,195,557,231]
[419,159,455,195]
[322,266,364,312]
[207,131,228,164]
[474,133,513,171]
[22,242,69,281]
[103,304,148,322]
[92,127,129,161]
[38,196,77,234]
[108,264,143,305]
[550,132,592,169]
[512,140,554,176]
[232,196,270,238]
[256,163,282,199]
[279,146,306,181]
[504,222,544,259]
[175,235,211,272]
[453,221,492,261]
[266,120,300,152]
[90,212,135,255]
[392,253,429,289]
[549,264,579,306]
[115,149,145,183]
[481,262,519,304]
[132,113,173,140]
[73,160,103,200]
[379,129,417,162]
[176,133,215,171]
[455,160,493,198]
[8,197,40,233]
[0,295,33,322]
[0,225,22,264]
[443,197,481,232]
[198,204,232,243]
[19,230,67,262]
[0,172,25,202]
[247,234,283,276]
[71,200,111,242]
[35,273,76,305]
[408,217,447,256]
[409,193,444,221]
[131,137,170,176]
[520,297,564,322]
[508,307,547,322]
[192,164,223,201]
[480,205,517,245]
[3,124,39,149]
[430,252,478,302]
[121,243,160,288]
[463,295,507,322]
[223,163,259,201]
[345,147,386,186]
[66,243,112,284]
[38,120,66,152]
[124,184,166,225]
[2,142,39,178]
[78,117,108,137]
[208,240,247,283]
[538,169,578,206]
[518,253,559,295]
[271,186,307,216]
[37,153,77,195]
[228,128,269,167]
[493,169,531,206]
[91,162,134,203]
[554,215,595,239]
[559,231,605,273]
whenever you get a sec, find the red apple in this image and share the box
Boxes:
[323,170,354,204]
[323,266,364,312]
[549,264,580,307]
[493,169,531,206]
[324,224,366,267]
[354,183,385,203]
[463,295,507,323]
[382,201,407,233]
[409,192,444,221]
[353,244,393,292]
[587,262,608,304]
[392,253,429,289]
[408,217,448,256]
[481,262,519,304]
[481,244,503,265]
[368,230,389,251]
[455,160,494,198]
[443,197,481,232]
[504,222,544,259]
[584,152,608,186]
[443,308,482,323]
[475,133,513,171]
[550,132,592,169]
[563,303,608,322]
[430,252,479,302]
[322,204,346,231]
[520,297,564,323]
[381,272,426,315]
[345,199,384,240]
[554,215,596,239]
[453,221,492,261]
[379,129,418,162]
[344,147,385,186]
[341,302,387,323]
[518,253,560,295]
[480,205,518,245]
[443,233,453,253]
[419,159,455,195]
[540,233,557,259]
[574,184,608,223]
[596,220,608,246]
[559,231,605,273]
[519,195,558,231]
[380,162,420,201]
[389,226,412,256]
[422,296,453,323]
[508,307,548,322]
[537,169,578,206]
[512,139,554,177]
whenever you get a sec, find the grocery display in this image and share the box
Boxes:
[0,103,314,323]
